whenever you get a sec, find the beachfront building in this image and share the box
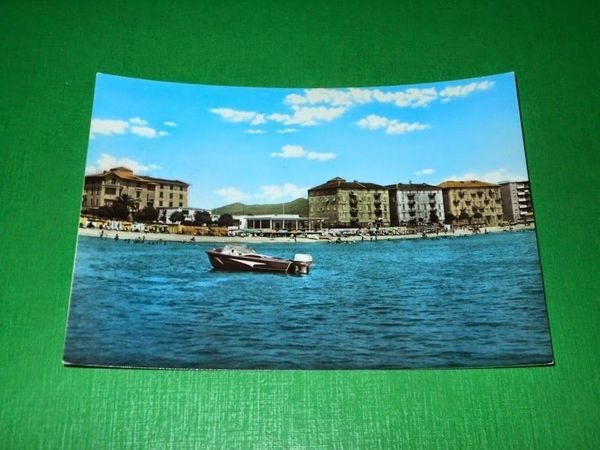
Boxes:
[387,183,445,226]
[235,214,309,232]
[438,180,504,226]
[499,181,534,224]
[82,167,189,211]
[308,177,390,228]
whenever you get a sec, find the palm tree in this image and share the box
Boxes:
[111,193,137,220]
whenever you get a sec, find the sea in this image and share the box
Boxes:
[63,230,553,370]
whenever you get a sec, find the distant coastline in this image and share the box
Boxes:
[78,224,535,244]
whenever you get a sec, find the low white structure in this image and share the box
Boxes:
[234,214,308,232]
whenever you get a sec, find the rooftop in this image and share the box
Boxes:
[86,167,189,186]
[387,182,441,191]
[438,180,498,189]
[309,177,385,192]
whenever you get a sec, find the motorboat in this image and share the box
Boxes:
[206,245,313,275]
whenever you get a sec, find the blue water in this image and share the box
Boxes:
[64,231,553,369]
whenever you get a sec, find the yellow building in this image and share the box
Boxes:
[438,180,503,226]
[308,177,390,228]
[83,167,189,211]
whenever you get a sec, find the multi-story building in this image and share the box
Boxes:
[499,181,534,223]
[387,183,445,226]
[438,180,503,226]
[308,177,390,228]
[83,167,189,211]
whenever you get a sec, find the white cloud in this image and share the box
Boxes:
[277,128,297,134]
[244,129,265,134]
[270,144,335,161]
[284,86,438,109]
[356,114,430,135]
[355,114,389,130]
[210,107,259,123]
[386,121,430,135]
[90,119,130,136]
[256,183,307,201]
[415,168,435,175]
[90,118,170,139]
[271,145,305,158]
[305,151,336,161]
[129,117,148,125]
[130,125,159,138]
[214,187,251,203]
[268,106,346,127]
[85,153,160,175]
[373,87,438,108]
[163,121,177,127]
[444,168,527,184]
[250,114,266,125]
[440,81,495,103]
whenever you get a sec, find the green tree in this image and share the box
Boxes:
[194,210,212,226]
[429,210,439,224]
[111,193,137,219]
[217,213,234,227]
[169,211,185,223]
[134,206,159,222]
[458,211,471,223]
[111,202,130,220]
[96,205,113,219]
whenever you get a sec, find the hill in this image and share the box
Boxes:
[212,198,308,216]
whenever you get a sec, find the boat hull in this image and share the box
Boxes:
[206,250,294,274]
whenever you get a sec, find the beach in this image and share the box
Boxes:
[78,223,536,244]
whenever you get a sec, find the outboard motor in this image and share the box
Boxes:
[293,253,313,275]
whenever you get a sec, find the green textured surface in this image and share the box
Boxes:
[1,1,598,448]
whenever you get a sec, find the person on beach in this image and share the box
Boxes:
[115,233,119,241]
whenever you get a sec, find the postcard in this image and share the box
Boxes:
[63,72,553,369]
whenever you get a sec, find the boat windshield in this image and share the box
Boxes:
[221,245,256,255]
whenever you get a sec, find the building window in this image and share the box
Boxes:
[159,201,163,206]
[179,194,183,199]
[136,191,141,198]
[105,187,116,195]
[179,202,183,207]
[169,193,173,199]
[159,192,163,198]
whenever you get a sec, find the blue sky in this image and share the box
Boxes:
[86,72,529,209]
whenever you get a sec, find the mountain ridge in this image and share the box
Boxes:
[211,198,308,216]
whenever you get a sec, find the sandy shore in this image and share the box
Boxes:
[78,224,536,244]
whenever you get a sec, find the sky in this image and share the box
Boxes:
[86,72,529,209]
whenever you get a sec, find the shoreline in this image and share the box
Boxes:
[78,224,536,244]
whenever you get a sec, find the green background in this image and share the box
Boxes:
[1,1,598,448]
